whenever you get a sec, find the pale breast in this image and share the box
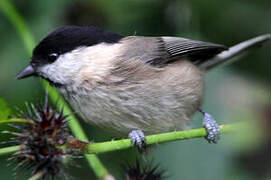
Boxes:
[61,60,204,136]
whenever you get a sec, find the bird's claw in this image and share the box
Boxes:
[200,111,220,143]
[128,130,146,152]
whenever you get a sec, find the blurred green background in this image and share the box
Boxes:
[0,0,271,179]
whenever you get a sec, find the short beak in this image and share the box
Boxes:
[16,65,36,79]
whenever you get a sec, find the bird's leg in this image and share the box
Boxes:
[128,129,146,152]
[198,109,220,143]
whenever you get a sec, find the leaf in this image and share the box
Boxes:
[0,98,11,120]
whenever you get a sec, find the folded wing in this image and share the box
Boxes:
[161,36,227,66]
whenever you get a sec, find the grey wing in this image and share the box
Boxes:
[122,36,227,67]
[160,37,228,66]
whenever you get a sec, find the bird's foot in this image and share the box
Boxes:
[199,109,220,143]
[128,130,146,152]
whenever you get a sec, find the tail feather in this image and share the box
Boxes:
[198,34,271,71]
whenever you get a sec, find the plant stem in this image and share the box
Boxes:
[43,82,108,178]
[86,123,236,154]
[0,0,35,54]
[0,123,238,156]
[0,0,108,178]
[0,118,35,125]
[28,171,44,180]
[0,146,20,156]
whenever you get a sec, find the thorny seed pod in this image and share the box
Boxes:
[124,160,165,180]
[8,95,71,179]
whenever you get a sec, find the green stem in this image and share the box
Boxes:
[0,146,20,156]
[0,118,35,125]
[28,171,44,180]
[43,82,108,178]
[0,0,108,178]
[86,123,236,154]
[0,123,238,156]
[0,0,35,53]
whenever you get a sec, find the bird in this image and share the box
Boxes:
[16,25,271,149]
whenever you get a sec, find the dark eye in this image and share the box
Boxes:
[48,53,58,62]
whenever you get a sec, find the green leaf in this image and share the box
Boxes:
[0,98,11,120]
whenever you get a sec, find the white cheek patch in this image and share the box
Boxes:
[38,53,82,85]
[38,43,123,85]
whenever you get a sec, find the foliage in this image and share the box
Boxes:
[0,98,11,121]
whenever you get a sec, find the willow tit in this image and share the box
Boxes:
[17,26,271,148]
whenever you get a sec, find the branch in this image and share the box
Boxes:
[82,123,237,154]
[0,123,238,156]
